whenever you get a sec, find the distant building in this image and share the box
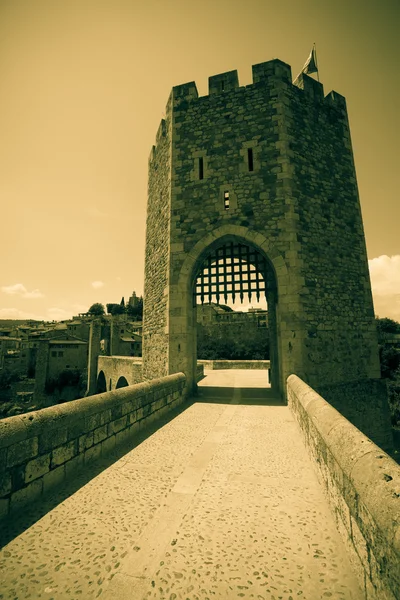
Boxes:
[197,303,268,329]
[128,291,140,308]
[47,339,88,379]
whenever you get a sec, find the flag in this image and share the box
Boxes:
[294,46,319,85]
[302,47,318,75]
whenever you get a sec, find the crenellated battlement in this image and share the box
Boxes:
[208,69,239,95]
[149,58,347,162]
[169,58,345,108]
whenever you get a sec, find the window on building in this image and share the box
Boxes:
[199,157,204,180]
[58,351,63,357]
[224,191,230,210]
[247,148,254,172]
[51,351,57,357]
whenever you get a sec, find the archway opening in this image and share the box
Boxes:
[192,238,279,393]
[96,370,106,393]
[116,376,129,389]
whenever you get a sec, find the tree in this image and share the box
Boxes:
[88,303,105,316]
[376,317,400,429]
[107,303,126,316]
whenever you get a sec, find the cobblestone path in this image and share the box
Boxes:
[0,371,363,599]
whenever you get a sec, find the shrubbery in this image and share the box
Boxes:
[45,369,85,397]
[197,326,269,360]
[376,317,400,427]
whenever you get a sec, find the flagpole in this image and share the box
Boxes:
[314,42,320,82]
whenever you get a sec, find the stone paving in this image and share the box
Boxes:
[0,371,363,599]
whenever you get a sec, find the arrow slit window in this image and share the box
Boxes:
[224,191,230,210]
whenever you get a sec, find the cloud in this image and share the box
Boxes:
[0,308,45,320]
[91,281,105,289]
[368,255,400,322]
[1,283,44,299]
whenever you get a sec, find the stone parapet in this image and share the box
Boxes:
[199,360,270,371]
[0,373,186,521]
[287,374,400,600]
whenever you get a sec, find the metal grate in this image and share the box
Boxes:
[194,242,267,305]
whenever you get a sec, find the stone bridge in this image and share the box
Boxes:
[0,370,399,600]
[96,356,143,392]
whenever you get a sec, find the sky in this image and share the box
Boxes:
[0,0,399,322]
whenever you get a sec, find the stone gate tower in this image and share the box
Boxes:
[142,58,381,400]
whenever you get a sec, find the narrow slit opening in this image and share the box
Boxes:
[199,157,204,180]
[224,191,230,210]
[248,148,254,172]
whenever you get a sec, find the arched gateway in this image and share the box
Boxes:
[142,59,381,398]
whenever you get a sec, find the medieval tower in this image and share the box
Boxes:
[142,58,381,403]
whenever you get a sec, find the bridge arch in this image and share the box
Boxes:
[173,225,289,395]
[115,376,129,389]
[96,370,107,393]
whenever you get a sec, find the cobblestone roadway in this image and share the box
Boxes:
[0,371,363,599]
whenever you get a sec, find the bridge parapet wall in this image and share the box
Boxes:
[199,360,270,371]
[288,374,399,600]
[0,373,186,521]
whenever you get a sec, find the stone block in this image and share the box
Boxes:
[78,432,94,453]
[0,416,27,448]
[84,443,102,464]
[10,464,25,492]
[93,424,108,445]
[121,400,135,416]
[107,416,127,436]
[0,471,11,497]
[25,453,50,484]
[65,453,84,479]
[115,427,133,447]
[39,428,68,453]
[0,497,9,519]
[51,440,77,469]
[110,404,123,421]
[101,435,116,456]
[6,437,38,468]
[100,409,112,426]
[85,412,102,431]
[0,447,7,473]
[128,410,137,425]
[43,464,65,493]
[67,417,87,441]
[11,478,43,513]
[350,514,370,573]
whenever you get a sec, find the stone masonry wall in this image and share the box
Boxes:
[143,111,173,381]
[0,373,186,520]
[144,58,381,397]
[288,374,399,600]
[317,378,393,453]
[97,356,143,390]
[286,74,380,387]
